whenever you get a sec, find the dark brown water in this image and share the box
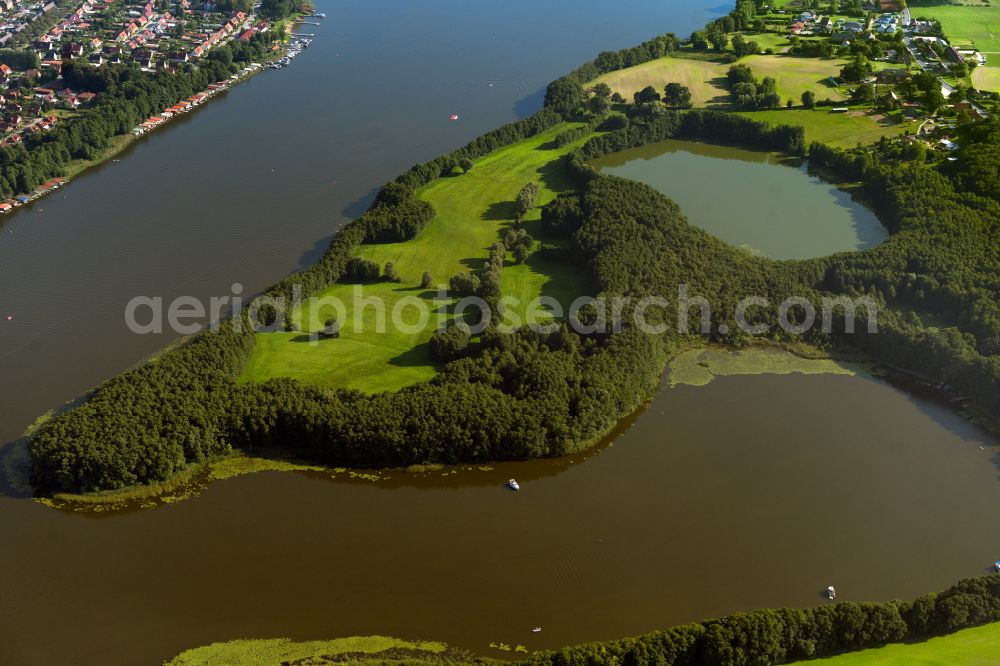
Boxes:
[3,2,1000,664]
[2,369,1000,665]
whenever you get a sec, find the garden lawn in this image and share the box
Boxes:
[240,123,591,394]
[790,621,1000,665]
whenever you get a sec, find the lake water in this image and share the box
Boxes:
[2,2,998,664]
[2,364,1000,665]
[590,139,888,259]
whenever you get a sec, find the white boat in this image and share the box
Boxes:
[531,627,542,633]
[826,586,837,600]
[994,560,1000,572]
[507,478,520,491]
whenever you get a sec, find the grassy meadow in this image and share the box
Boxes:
[591,54,849,107]
[738,108,907,148]
[790,621,1000,665]
[912,3,1000,51]
[240,123,591,393]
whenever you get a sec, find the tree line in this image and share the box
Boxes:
[524,575,1000,666]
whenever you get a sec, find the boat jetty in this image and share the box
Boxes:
[132,63,265,137]
[269,36,312,69]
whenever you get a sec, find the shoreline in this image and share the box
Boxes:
[29,338,938,513]
[0,15,309,222]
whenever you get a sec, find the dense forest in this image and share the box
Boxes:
[26,5,1000,499]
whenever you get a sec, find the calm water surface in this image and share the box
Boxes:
[2,369,1000,665]
[590,139,888,259]
[2,2,999,665]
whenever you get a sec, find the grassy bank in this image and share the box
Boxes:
[240,123,593,394]
[39,452,333,512]
[792,620,1000,665]
[166,618,1000,665]
[166,635,455,666]
[666,346,861,388]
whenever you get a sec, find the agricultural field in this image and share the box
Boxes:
[791,620,1000,665]
[912,3,1000,51]
[911,2,1000,90]
[240,124,590,394]
[591,54,849,107]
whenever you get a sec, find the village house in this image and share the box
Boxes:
[876,68,909,84]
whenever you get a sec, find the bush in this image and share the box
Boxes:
[449,272,481,295]
[343,258,381,283]
[429,325,471,361]
[383,262,400,282]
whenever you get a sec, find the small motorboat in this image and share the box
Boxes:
[507,478,520,491]
[450,114,459,121]
[994,560,1000,572]
[531,627,542,633]
[826,586,837,600]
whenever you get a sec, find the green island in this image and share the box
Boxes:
[16,0,1000,663]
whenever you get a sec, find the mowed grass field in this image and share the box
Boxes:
[973,64,1000,91]
[590,54,848,107]
[914,3,1000,51]
[791,621,1000,665]
[240,124,590,394]
[738,108,907,148]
